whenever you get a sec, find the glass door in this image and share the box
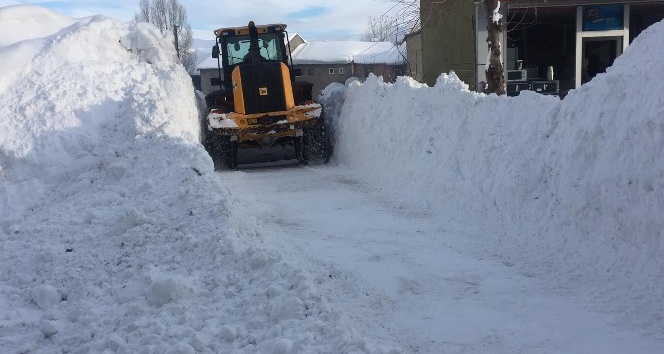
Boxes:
[581,36,623,84]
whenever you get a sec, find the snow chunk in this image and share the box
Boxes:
[218,325,236,342]
[257,338,293,354]
[190,333,208,352]
[268,296,305,323]
[119,22,178,67]
[32,285,61,310]
[304,107,322,118]
[147,278,190,307]
[493,1,504,24]
[40,319,59,337]
[208,112,239,129]
[166,342,196,354]
[115,208,153,235]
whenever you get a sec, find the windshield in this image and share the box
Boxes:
[225,33,283,65]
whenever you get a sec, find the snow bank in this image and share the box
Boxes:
[540,20,664,330]
[0,14,199,222]
[324,20,664,337]
[0,6,385,353]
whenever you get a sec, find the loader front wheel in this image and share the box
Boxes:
[205,135,237,170]
[302,123,331,165]
[294,137,306,165]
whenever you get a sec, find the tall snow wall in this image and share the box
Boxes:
[322,20,664,336]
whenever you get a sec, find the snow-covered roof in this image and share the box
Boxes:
[197,54,219,70]
[291,41,404,65]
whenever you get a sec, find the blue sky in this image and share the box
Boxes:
[0,0,398,41]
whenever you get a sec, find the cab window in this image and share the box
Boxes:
[225,33,283,65]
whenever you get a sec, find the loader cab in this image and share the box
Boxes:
[206,22,313,113]
[212,23,290,90]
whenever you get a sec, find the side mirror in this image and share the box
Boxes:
[210,77,223,87]
[212,45,219,59]
[292,68,302,77]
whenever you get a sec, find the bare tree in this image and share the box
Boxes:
[135,0,150,23]
[389,0,421,34]
[484,0,506,95]
[363,15,398,42]
[364,0,420,43]
[135,0,196,73]
[177,23,196,72]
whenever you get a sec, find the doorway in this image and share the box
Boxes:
[581,37,622,84]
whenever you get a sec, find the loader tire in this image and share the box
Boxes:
[205,135,237,170]
[294,137,306,165]
[302,123,331,165]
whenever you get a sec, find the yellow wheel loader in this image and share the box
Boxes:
[203,21,331,169]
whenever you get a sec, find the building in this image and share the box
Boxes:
[420,0,478,89]
[196,33,306,95]
[197,55,222,96]
[290,41,406,97]
[420,0,664,95]
[404,30,423,82]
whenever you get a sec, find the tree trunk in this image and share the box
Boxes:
[484,0,506,95]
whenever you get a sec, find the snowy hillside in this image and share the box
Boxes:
[1,4,663,353]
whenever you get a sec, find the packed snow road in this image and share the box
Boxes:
[219,163,664,354]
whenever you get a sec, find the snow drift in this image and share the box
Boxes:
[323,20,664,337]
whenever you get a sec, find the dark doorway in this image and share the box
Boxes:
[581,37,621,84]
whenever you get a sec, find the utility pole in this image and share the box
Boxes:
[173,25,180,59]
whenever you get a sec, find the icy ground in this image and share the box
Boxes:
[1,4,663,354]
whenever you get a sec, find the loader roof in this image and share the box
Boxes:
[214,23,287,37]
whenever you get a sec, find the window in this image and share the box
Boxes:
[308,68,314,75]
[224,33,283,66]
[328,68,334,74]
[338,67,344,75]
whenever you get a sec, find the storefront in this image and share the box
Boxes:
[503,0,664,96]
